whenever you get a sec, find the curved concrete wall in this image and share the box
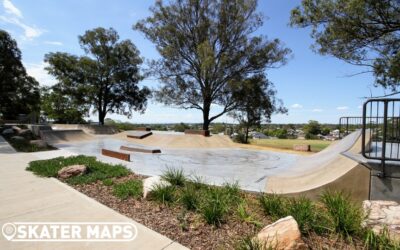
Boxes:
[51,124,117,134]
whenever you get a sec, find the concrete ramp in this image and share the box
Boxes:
[40,129,93,144]
[265,131,371,201]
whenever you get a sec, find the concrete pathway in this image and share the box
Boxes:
[0,140,188,249]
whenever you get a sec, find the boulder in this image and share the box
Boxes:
[58,165,87,179]
[363,200,400,240]
[142,176,171,198]
[11,135,25,142]
[12,126,22,133]
[30,140,47,148]
[293,144,311,152]
[256,216,307,250]
[2,128,14,135]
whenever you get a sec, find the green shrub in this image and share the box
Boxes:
[236,202,262,227]
[200,187,229,226]
[287,197,318,234]
[235,236,267,250]
[102,178,114,186]
[188,175,207,189]
[149,184,176,205]
[180,185,200,210]
[222,181,242,205]
[113,180,143,200]
[162,167,186,186]
[27,155,130,184]
[259,193,287,219]
[320,190,363,237]
[364,228,400,249]
[233,133,248,144]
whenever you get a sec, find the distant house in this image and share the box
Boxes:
[251,131,268,139]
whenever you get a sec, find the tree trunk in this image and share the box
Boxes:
[245,125,249,143]
[202,103,210,131]
[98,110,106,125]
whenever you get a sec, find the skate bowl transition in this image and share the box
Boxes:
[45,128,374,201]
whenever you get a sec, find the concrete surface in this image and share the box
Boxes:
[0,136,16,154]
[0,144,187,249]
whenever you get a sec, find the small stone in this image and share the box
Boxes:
[142,176,170,198]
[58,165,87,179]
[256,216,306,250]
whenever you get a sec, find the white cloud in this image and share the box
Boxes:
[3,0,22,18]
[312,108,323,112]
[337,106,349,110]
[44,41,63,46]
[357,105,362,109]
[25,62,56,86]
[0,0,44,40]
[291,104,303,109]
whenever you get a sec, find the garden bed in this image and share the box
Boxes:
[26,155,398,249]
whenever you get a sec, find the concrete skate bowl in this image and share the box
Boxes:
[111,130,236,148]
[265,130,371,202]
[51,124,117,134]
[40,129,94,144]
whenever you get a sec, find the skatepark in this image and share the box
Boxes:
[28,125,376,201]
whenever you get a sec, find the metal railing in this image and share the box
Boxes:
[361,99,400,177]
[339,116,364,138]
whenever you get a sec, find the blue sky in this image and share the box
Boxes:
[0,0,394,124]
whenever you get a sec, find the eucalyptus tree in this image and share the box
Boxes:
[291,0,400,91]
[45,27,151,125]
[135,0,290,130]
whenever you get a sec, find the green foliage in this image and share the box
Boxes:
[162,167,186,186]
[320,190,363,237]
[303,120,321,136]
[233,133,248,144]
[236,202,262,227]
[259,193,287,219]
[290,0,400,89]
[210,123,226,134]
[222,181,242,205]
[113,180,143,200]
[363,228,400,250]
[40,86,87,123]
[27,155,130,184]
[102,178,114,186]
[180,184,200,210]
[45,27,151,125]
[173,122,190,132]
[0,30,40,119]
[229,75,287,143]
[149,184,176,205]
[200,187,230,226]
[236,236,267,250]
[135,0,290,130]
[286,197,319,234]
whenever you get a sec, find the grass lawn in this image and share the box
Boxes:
[249,138,333,152]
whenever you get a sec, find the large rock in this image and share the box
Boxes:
[256,216,306,250]
[363,200,400,240]
[30,139,47,148]
[11,135,25,142]
[2,128,14,135]
[12,126,22,133]
[142,176,170,198]
[58,165,87,179]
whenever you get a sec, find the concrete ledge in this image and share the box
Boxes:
[101,149,130,161]
[184,129,210,136]
[293,144,311,152]
[135,127,152,131]
[127,131,153,139]
[120,146,161,154]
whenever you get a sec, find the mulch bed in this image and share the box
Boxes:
[71,174,364,249]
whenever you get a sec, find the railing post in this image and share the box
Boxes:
[381,101,388,177]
